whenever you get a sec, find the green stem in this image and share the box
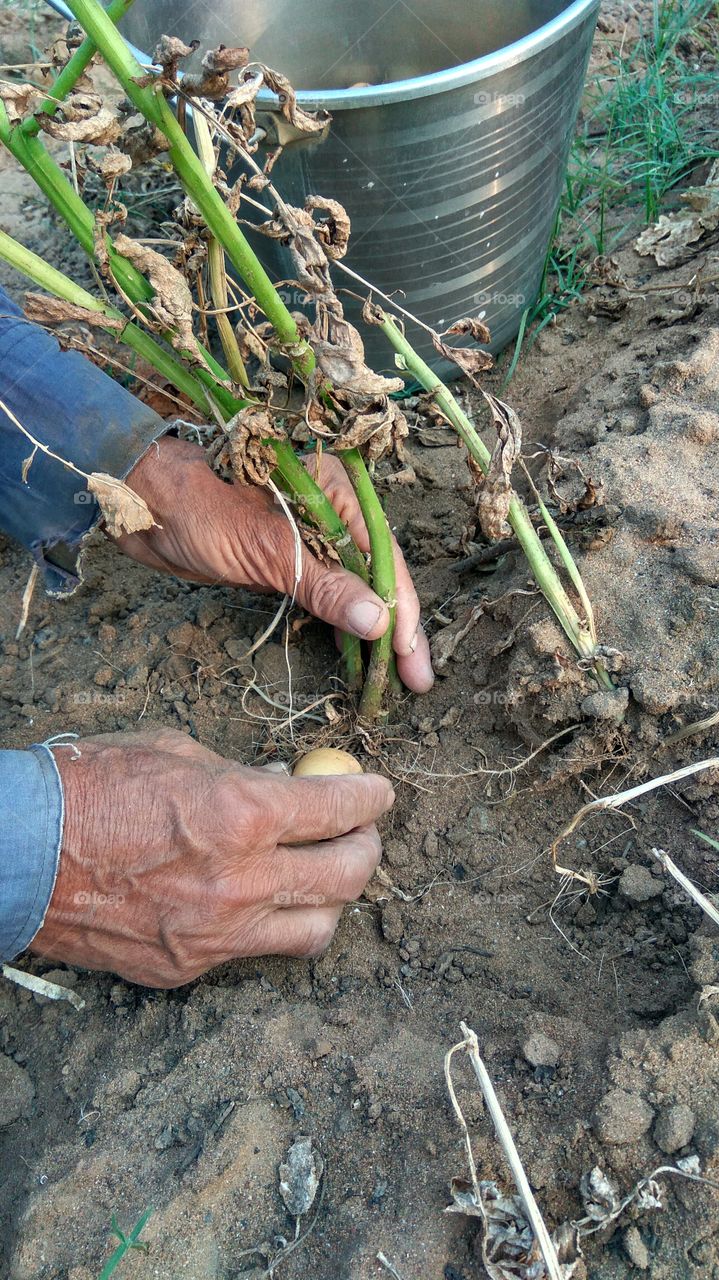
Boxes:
[21,0,138,139]
[64,0,317,378]
[379,314,614,690]
[339,449,396,719]
[0,228,212,413]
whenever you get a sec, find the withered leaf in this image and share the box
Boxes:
[279,1136,324,1218]
[447,1177,582,1280]
[152,34,198,79]
[113,233,207,368]
[474,392,522,541]
[635,159,719,266]
[183,45,250,100]
[260,66,330,138]
[0,83,44,123]
[119,115,169,165]
[226,406,285,485]
[305,196,350,261]
[430,603,484,672]
[23,293,124,332]
[444,316,492,345]
[87,472,158,538]
[433,327,494,383]
[311,310,404,398]
[335,397,408,462]
[98,148,133,183]
[38,91,121,144]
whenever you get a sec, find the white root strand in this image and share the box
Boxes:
[445,1021,563,1280]
[652,846,719,928]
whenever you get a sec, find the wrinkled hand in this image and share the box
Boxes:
[118,436,433,693]
[31,729,394,988]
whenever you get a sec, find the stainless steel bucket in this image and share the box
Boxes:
[54,0,601,375]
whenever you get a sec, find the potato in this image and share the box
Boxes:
[293,748,364,777]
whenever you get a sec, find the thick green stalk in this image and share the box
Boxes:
[272,442,366,690]
[21,0,138,139]
[339,449,396,719]
[65,0,317,378]
[0,228,212,413]
[379,314,613,689]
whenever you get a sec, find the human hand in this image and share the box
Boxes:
[117,436,433,693]
[30,729,394,988]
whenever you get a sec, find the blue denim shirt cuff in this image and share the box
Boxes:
[0,745,64,962]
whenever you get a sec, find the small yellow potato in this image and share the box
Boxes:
[293,748,364,777]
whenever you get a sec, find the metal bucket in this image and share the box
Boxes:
[55,0,601,375]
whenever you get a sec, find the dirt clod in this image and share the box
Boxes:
[522,1031,561,1069]
[653,1102,696,1154]
[593,1089,655,1145]
[0,1055,34,1128]
[618,865,665,904]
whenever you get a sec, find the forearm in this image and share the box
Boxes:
[0,284,168,594]
[0,745,64,962]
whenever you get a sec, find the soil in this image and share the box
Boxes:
[1,4,718,1279]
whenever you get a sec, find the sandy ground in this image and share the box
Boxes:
[0,3,718,1278]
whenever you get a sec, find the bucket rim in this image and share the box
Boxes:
[46,0,600,109]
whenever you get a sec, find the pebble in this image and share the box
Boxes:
[380,902,403,945]
[654,1103,695,1154]
[93,665,115,688]
[623,1225,650,1270]
[308,1038,332,1060]
[593,1088,655,1144]
[0,1054,34,1128]
[581,688,629,721]
[522,1032,561,1069]
[619,865,664,903]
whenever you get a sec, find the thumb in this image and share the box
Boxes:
[295,548,391,640]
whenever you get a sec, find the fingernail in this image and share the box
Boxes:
[347,600,384,637]
[409,629,419,653]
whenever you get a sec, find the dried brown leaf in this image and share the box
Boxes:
[87,473,158,538]
[311,311,404,398]
[433,329,494,383]
[226,406,285,485]
[23,293,124,332]
[113,233,207,368]
[305,196,350,261]
[0,83,44,123]
[335,397,408,462]
[635,160,719,266]
[98,148,133,183]
[260,66,330,138]
[474,392,522,541]
[444,316,492,345]
[40,106,121,144]
[152,34,198,79]
[183,45,250,101]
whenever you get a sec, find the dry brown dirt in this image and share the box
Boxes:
[0,4,718,1279]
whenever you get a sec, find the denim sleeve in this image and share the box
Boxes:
[0,745,63,962]
[0,285,168,595]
